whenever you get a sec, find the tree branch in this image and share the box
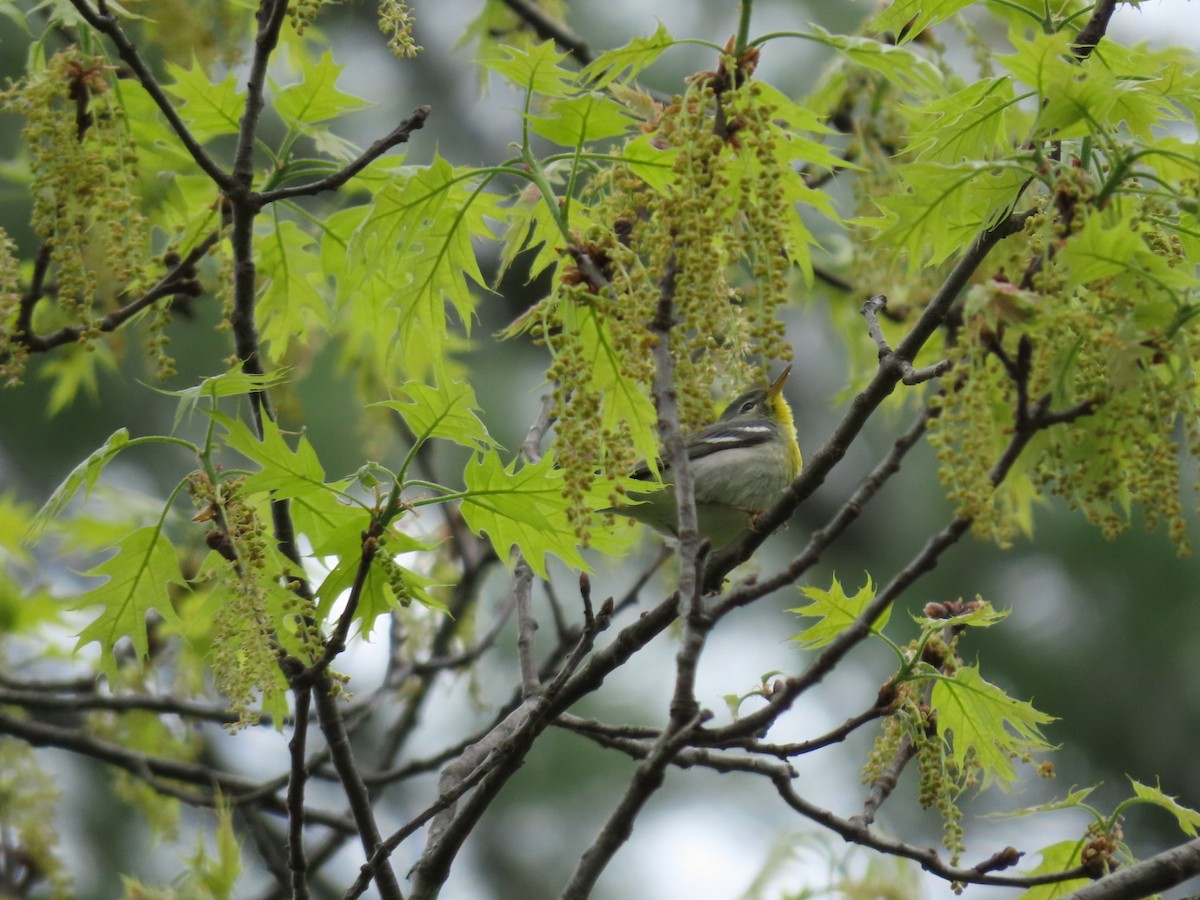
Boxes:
[1064,838,1200,900]
[256,106,432,206]
[560,713,704,900]
[496,0,592,63]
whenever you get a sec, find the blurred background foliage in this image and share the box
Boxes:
[0,1,1197,898]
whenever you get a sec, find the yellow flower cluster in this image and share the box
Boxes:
[543,60,799,541]
[0,51,151,380]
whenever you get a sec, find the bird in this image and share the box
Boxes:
[608,365,802,548]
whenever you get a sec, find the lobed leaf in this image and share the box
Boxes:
[74,526,183,680]
[789,573,888,650]
[931,664,1055,790]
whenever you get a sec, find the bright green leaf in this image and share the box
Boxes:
[1017,840,1091,900]
[583,23,675,89]
[870,0,976,43]
[213,412,346,500]
[74,526,183,680]
[789,573,888,649]
[257,219,332,360]
[528,93,636,146]
[460,450,588,577]
[806,25,944,93]
[155,365,291,432]
[1127,777,1200,837]
[480,40,579,98]
[376,379,499,453]
[164,60,245,140]
[274,50,371,129]
[27,429,131,542]
[931,664,1055,789]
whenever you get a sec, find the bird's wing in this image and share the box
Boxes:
[629,422,776,481]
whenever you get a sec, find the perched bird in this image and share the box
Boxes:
[609,366,802,548]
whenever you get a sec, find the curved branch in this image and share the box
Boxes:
[1064,838,1200,900]
[496,0,592,64]
[256,106,431,206]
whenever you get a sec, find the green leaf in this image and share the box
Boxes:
[460,450,588,577]
[213,412,346,500]
[155,365,291,432]
[565,303,661,471]
[992,785,1098,820]
[1058,214,1143,283]
[905,76,1023,163]
[27,429,131,542]
[274,50,371,129]
[38,341,120,416]
[583,23,675,89]
[930,664,1055,789]
[74,526,182,680]
[912,598,1009,630]
[870,0,976,43]
[312,520,443,637]
[806,25,944,93]
[1017,840,1091,900]
[619,134,679,193]
[789,573,888,650]
[1127,777,1200,836]
[257,219,332,361]
[528,93,636,146]
[164,59,245,141]
[480,40,579,98]
[336,155,500,381]
[375,379,499,453]
[873,159,1031,269]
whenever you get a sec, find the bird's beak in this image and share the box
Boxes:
[767,364,792,400]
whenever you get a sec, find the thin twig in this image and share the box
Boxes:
[257,107,432,206]
[0,710,353,831]
[767,767,1088,891]
[15,232,218,353]
[862,294,952,385]
[496,0,592,63]
[559,712,705,900]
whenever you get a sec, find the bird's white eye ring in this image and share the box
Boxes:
[740,399,757,414]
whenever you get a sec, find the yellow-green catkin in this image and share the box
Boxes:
[540,56,800,541]
[927,178,1199,555]
[0,51,151,381]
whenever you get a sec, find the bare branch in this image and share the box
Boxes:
[862,294,952,385]
[15,232,218,353]
[496,0,593,63]
[311,677,404,900]
[287,687,313,900]
[560,712,704,900]
[256,107,432,206]
[1063,838,1200,900]
[1072,0,1118,60]
[767,767,1088,891]
[0,710,353,832]
[513,557,541,695]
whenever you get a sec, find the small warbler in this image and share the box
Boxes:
[610,366,803,548]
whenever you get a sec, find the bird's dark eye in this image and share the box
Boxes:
[740,399,757,414]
